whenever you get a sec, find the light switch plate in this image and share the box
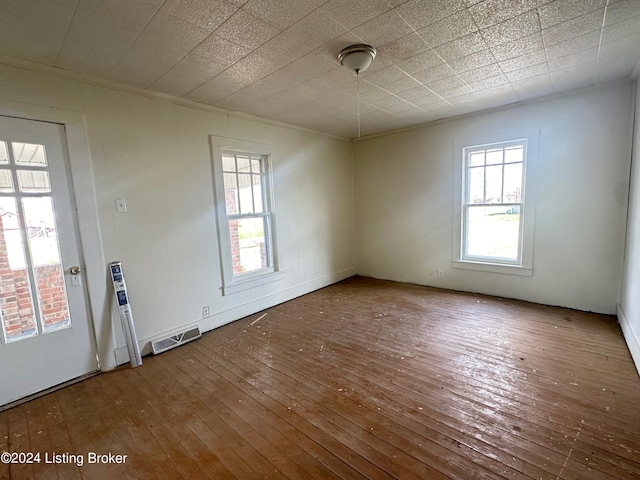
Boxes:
[115,197,128,213]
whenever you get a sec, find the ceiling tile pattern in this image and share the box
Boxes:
[0,0,639,137]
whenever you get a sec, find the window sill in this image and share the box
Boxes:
[221,270,286,296]
[452,260,533,277]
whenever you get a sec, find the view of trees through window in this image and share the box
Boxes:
[463,141,525,262]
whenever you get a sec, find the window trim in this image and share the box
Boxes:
[452,130,538,276]
[210,136,281,295]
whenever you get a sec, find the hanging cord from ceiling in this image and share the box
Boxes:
[356,71,361,138]
[337,44,376,139]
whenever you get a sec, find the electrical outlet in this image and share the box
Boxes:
[437,268,444,279]
[202,306,210,318]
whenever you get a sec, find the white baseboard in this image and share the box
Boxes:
[617,303,640,377]
[114,267,356,366]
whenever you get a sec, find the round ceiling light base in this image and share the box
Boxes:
[338,44,377,74]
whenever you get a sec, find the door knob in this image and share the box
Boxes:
[69,266,81,275]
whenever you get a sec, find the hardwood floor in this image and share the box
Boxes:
[2,276,639,479]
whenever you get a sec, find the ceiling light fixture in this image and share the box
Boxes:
[338,44,376,138]
[338,44,377,74]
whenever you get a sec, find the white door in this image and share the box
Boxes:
[0,116,98,407]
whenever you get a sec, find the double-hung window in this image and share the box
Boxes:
[221,151,273,277]
[211,137,281,295]
[453,132,537,276]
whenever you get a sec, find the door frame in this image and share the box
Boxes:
[0,99,116,372]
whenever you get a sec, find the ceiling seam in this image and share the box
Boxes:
[53,0,81,66]
[593,0,611,86]
[209,1,407,115]
[181,0,335,101]
[105,0,167,78]
[537,4,556,94]
[386,1,471,106]
[144,0,252,90]
[465,6,532,104]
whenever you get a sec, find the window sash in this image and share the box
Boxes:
[461,140,526,265]
[221,151,274,279]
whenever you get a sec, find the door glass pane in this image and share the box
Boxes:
[12,142,47,166]
[17,170,51,193]
[0,142,8,164]
[236,156,250,173]
[251,158,261,173]
[222,154,236,172]
[466,205,520,260]
[0,169,14,192]
[22,197,70,333]
[0,197,38,343]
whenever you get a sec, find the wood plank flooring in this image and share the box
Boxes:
[1,276,639,479]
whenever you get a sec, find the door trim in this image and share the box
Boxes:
[0,98,115,371]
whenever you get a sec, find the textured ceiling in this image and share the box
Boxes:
[1,0,639,138]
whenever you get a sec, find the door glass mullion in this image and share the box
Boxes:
[23,196,70,334]
[9,143,44,335]
[1,143,41,342]
[14,192,44,336]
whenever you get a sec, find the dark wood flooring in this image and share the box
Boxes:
[2,276,640,479]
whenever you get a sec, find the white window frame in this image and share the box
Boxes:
[210,137,282,295]
[452,130,538,276]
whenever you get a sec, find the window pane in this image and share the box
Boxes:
[222,154,236,172]
[505,146,523,163]
[0,197,38,343]
[221,150,273,281]
[0,169,14,192]
[17,170,51,193]
[468,167,484,204]
[12,142,47,166]
[252,175,263,212]
[504,163,523,202]
[223,173,238,214]
[485,164,503,203]
[469,151,484,167]
[230,217,269,275]
[22,197,70,333]
[22,197,61,266]
[236,156,250,173]
[237,174,254,214]
[0,142,8,164]
[485,149,503,165]
[466,205,520,260]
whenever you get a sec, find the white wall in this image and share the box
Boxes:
[619,80,640,373]
[0,62,356,369]
[354,83,633,314]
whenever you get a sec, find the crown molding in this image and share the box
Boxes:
[0,55,349,142]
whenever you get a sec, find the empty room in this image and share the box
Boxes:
[1,0,640,478]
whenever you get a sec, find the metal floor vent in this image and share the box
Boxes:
[151,326,201,355]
